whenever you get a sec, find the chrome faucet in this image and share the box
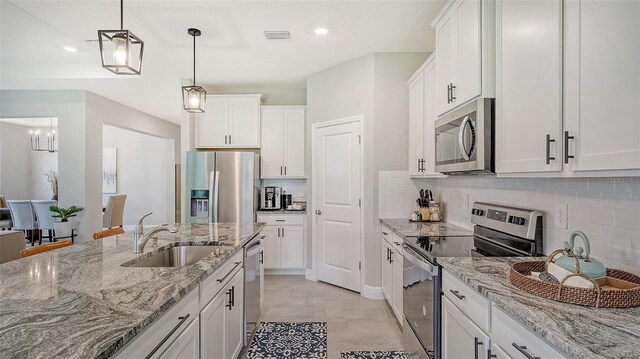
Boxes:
[133,212,178,253]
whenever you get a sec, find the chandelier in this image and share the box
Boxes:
[29,118,57,153]
[97,0,144,75]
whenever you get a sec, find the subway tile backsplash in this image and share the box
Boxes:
[378,171,640,275]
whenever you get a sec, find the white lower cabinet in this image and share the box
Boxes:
[442,269,568,359]
[380,225,403,323]
[159,318,200,359]
[257,214,305,271]
[442,296,489,359]
[114,250,247,359]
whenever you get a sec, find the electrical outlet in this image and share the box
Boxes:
[555,203,568,229]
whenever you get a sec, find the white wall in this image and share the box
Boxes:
[207,87,307,106]
[262,179,307,201]
[103,125,173,226]
[378,171,640,275]
[306,52,428,288]
[0,122,32,199]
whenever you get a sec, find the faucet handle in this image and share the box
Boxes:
[162,223,178,233]
[136,212,153,234]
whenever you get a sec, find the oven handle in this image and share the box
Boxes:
[402,244,439,276]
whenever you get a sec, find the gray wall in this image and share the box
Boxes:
[206,87,307,106]
[305,52,428,289]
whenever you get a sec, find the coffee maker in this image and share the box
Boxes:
[261,186,282,210]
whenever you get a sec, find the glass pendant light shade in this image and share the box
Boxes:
[182,85,207,113]
[98,0,144,75]
[182,28,206,113]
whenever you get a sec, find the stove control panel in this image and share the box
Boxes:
[470,201,543,241]
[508,215,526,226]
[471,208,485,216]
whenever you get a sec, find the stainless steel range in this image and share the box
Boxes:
[402,202,543,359]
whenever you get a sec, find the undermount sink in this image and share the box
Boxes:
[123,244,224,268]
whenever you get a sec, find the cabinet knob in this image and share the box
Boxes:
[315,210,322,215]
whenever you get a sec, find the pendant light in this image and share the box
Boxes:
[182,28,206,113]
[98,0,144,75]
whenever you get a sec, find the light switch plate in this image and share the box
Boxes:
[555,203,568,229]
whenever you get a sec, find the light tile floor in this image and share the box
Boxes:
[255,275,404,359]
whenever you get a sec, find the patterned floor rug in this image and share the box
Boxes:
[340,351,407,359]
[246,322,327,358]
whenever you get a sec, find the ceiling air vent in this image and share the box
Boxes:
[264,30,291,40]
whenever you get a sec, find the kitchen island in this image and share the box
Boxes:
[0,223,264,359]
[439,257,640,359]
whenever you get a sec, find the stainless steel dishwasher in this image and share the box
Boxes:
[244,234,263,344]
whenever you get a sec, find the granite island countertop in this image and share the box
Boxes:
[0,222,264,359]
[379,218,472,238]
[438,257,640,359]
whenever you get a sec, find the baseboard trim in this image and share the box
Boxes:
[361,285,385,300]
[305,269,316,281]
[265,268,306,275]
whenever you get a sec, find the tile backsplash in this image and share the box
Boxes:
[378,171,640,275]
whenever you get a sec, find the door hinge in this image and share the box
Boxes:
[359,261,361,270]
[358,198,361,207]
[357,135,361,144]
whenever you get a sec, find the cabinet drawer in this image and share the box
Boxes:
[257,214,304,226]
[114,288,199,359]
[380,225,392,244]
[200,250,243,310]
[442,270,490,332]
[492,304,567,359]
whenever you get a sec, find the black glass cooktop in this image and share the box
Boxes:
[403,235,476,264]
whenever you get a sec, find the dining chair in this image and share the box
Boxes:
[93,227,125,240]
[103,195,127,229]
[7,200,39,246]
[21,240,72,258]
[0,195,12,230]
[31,200,57,242]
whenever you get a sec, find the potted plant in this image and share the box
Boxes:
[50,205,83,239]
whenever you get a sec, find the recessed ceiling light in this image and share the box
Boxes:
[63,46,77,52]
[314,28,329,36]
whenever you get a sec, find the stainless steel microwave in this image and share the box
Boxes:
[434,98,494,174]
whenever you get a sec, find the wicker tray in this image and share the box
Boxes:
[509,261,640,308]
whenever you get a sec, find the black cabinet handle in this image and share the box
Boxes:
[382,232,389,236]
[280,166,283,175]
[449,289,465,300]
[145,314,190,359]
[474,337,483,359]
[564,131,575,164]
[512,343,541,359]
[226,288,233,310]
[488,349,497,358]
[229,135,231,144]
[545,134,556,164]
[231,285,235,308]
[259,250,264,264]
[284,166,287,175]
[224,135,228,144]
[450,83,456,101]
[217,261,242,283]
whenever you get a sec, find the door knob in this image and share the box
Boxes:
[315,210,322,215]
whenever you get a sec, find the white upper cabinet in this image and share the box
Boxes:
[260,106,305,179]
[432,0,494,116]
[408,55,444,178]
[408,70,426,177]
[564,0,640,172]
[495,0,563,174]
[196,94,261,149]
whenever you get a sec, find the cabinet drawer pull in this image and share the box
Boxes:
[447,84,451,103]
[545,134,556,164]
[217,261,242,283]
[474,337,483,359]
[382,232,389,236]
[450,83,456,101]
[394,241,401,246]
[488,349,497,358]
[276,219,285,222]
[226,287,233,310]
[224,135,228,144]
[564,130,575,164]
[259,250,264,264]
[449,289,465,300]
[512,343,541,359]
[145,314,191,359]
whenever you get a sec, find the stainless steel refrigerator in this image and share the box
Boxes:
[185,151,260,223]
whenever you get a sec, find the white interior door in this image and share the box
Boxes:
[314,119,362,292]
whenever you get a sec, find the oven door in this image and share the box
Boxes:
[403,244,440,359]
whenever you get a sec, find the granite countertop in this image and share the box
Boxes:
[257,209,307,215]
[438,257,640,359]
[0,222,264,359]
[379,218,473,238]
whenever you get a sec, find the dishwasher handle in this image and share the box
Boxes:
[403,244,439,275]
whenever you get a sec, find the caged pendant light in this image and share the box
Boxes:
[182,28,206,113]
[98,0,144,75]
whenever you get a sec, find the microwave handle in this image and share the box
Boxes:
[458,115,473,160]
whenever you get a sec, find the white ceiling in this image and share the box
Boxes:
[1,0,444,124]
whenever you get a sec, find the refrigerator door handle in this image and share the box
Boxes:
[210,170,220,223]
